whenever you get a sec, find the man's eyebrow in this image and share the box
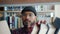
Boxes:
[29,13,32,14]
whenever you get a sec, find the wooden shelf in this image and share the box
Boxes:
[5,11,21,12]
[0,11,4,12]
[37,10,54,13]
[4,10,54,13]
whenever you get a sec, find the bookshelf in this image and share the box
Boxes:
[0,5,55,30]
[35,5,55,25]
[0,7,4,20]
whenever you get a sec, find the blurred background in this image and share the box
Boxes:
[0,0,60,34]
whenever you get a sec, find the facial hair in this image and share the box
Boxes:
[23,20,35,28]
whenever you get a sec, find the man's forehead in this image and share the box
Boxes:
[23,11,34,14]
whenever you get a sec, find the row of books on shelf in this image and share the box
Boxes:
[6,15,23,29]
[4,5,54,11]
[5,12,54,30]
[6,16,51,30]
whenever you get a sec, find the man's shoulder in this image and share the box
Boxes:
[11,27,24,34]
[14,27,24,31]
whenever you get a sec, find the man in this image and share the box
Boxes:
[12,6,40,34]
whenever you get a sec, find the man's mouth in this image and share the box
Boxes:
[23,21,31,27]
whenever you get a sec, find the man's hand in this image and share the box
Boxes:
[31,21,41,34]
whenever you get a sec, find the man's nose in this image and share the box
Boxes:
[26,16,30,19]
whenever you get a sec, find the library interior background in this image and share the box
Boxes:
[0,0,60,34]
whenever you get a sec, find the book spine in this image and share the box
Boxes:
[10,24,12,29]
[10,16,12,29]
[15,17,18,29]
[18,17,21,28]
[12,16,15,29]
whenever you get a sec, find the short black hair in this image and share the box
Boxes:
[21,6,37,16]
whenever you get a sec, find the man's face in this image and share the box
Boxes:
[21,11,36,27]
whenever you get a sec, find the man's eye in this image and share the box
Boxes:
[29,14,33,16]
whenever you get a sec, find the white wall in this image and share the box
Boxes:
[55,5,60,17]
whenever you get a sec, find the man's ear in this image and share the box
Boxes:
[20,15,23,18]
[35,16,37,22]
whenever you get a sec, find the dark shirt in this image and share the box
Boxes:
[12,27,33,34]
[11,21,40,34]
